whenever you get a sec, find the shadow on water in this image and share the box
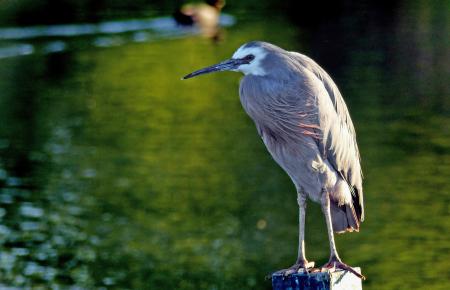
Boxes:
[0,0,449,289]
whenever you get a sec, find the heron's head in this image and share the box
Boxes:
[183,41,270,79]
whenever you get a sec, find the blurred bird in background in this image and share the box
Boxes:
[174,0,225,42]
[183,41,365,279]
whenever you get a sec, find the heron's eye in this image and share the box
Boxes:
[243,54,255,62]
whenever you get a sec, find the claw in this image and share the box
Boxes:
[272,261,315,277]
[322,259,365,280]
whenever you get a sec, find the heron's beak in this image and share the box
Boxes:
[182,58,246,79]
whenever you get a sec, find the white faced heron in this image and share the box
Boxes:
[183,41,365,279]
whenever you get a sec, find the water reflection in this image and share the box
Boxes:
[0,14,236,59]
[0,1,449,289]
[0,44,33,59]
[0,15,235,40]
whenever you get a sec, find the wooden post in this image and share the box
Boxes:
[272,268,362,290]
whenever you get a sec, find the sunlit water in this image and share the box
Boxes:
[0,2,449,290]
[0,14,235,59]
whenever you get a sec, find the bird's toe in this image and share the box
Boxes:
[273,260,315,276]
[321,260,365,280]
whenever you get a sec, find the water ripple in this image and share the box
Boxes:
[0,15,235,40]
[0,44,34,59]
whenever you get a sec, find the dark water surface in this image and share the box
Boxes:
[0,1,449,289]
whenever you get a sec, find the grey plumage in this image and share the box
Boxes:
[239,42,363,230]
[183,41,365,279]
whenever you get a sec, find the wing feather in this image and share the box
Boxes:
[290,52,364,221]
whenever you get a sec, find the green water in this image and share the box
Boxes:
[0,2,449,289]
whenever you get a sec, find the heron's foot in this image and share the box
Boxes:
[273,260,315,276]
[321,256,365,280]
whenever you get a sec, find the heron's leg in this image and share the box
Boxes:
[295,192,313,267]
[320,190,365,280]
[320,190,340,261]
[274,192,314,276]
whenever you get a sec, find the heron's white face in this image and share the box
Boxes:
[232,46,268,76]
[182,43,269,80]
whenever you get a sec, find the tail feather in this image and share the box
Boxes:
[352,186,364,222]
[330,202,360,233]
